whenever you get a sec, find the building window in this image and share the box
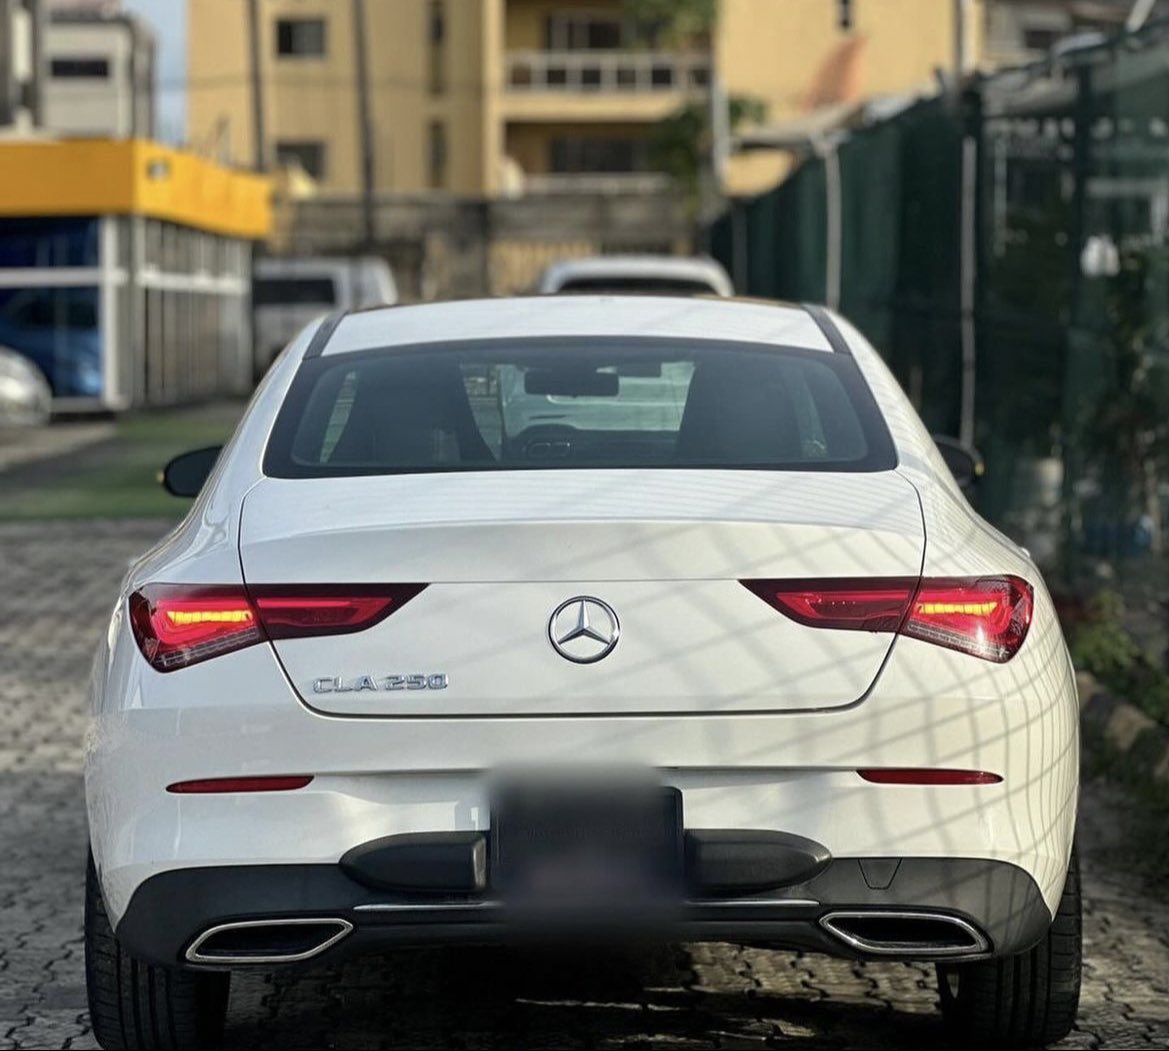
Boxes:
[549,137,648,174]
[1023,27,1061,52]
[545,14,626,50]
[275,140,327,180]
[428,1,446,94]
[276,17,327,58]
[50,57,110,78]
[428,121,448,189]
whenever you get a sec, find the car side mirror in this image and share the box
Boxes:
[160,446,222,497]
[933,435,984,493]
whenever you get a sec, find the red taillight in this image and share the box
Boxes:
[167,775,313,793]
[741,578,917,632]
[252,584,427,639]
[129,583,427,672]
[857,768,1003,785]
[903,577,1033,663]
[129,587,261,672]
[742,575,1033,663]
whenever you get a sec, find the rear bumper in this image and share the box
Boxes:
[114,853,1051,969]
[87,618,1080,936]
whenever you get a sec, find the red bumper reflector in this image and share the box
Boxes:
[167,775,314,794]
[857,768,1003,785]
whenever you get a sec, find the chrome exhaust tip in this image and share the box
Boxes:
[185,917,353,965]
[819,910,989,958]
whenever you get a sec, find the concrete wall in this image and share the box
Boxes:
[43,15,153,137]
[278,190,691,300]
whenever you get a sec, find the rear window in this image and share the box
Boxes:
[554,276,719,296]
[265,338,896,477]
[254,276,338,307]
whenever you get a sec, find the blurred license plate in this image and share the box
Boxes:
[491,780,683,904]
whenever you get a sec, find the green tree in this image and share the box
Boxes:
[624,0,765,210]
[648,95,766,204]
[623,0,718,44]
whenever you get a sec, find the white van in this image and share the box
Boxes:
[253,256,397,378]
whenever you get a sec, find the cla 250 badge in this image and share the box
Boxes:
[312,674,448,694]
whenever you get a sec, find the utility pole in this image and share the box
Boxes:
[954,0,976,448]
[1127,0,1158,32]
[952,0,971,90]
[246,0,266,170]
[352,0,377,250]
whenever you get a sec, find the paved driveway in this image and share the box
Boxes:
[2,520,1168,1049]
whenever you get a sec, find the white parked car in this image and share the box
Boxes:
[85,296,1080,1050]
[252,255,397,379]
[536,254,734,296]
[0,345,51,426]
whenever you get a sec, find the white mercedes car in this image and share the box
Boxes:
[535,254,734,296]
[84,296,1080,1050]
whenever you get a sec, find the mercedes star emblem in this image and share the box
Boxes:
[547,596,621,664]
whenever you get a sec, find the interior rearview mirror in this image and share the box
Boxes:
[933,435,984,493]
[160,445,223,498]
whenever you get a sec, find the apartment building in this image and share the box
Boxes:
[0,0,42,132]
[189,0,984,199]
[43,1,155,138]
[984,0,1168,66]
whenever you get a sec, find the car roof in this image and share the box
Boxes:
[538,255,733,295]
[320,295,836,356]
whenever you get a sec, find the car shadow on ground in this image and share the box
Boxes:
[222,943,948,1050]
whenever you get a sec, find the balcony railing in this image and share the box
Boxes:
[506,50,711,93]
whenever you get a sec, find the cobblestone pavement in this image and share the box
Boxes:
[2,520,1168,1050]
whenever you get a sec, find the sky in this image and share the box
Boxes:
[123,0,186,142]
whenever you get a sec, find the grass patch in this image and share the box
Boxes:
[0,402,244,520]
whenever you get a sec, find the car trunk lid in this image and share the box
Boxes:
[238,469,924,716]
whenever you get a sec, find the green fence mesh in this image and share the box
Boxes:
[712,20,1169,664]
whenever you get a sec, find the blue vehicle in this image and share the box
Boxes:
[0,287,102,398]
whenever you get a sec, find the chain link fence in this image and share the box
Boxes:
[711,17,1169,673]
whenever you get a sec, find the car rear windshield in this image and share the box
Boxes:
[264,338,897,477]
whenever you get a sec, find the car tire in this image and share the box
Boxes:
[85,851,230,1050]
[936,844,1082,1049]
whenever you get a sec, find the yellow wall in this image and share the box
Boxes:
[186,0,255,174]
[0,140,271,238]
[189,0,498,197]
[188,0,982,200]
[719,0,983,195]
